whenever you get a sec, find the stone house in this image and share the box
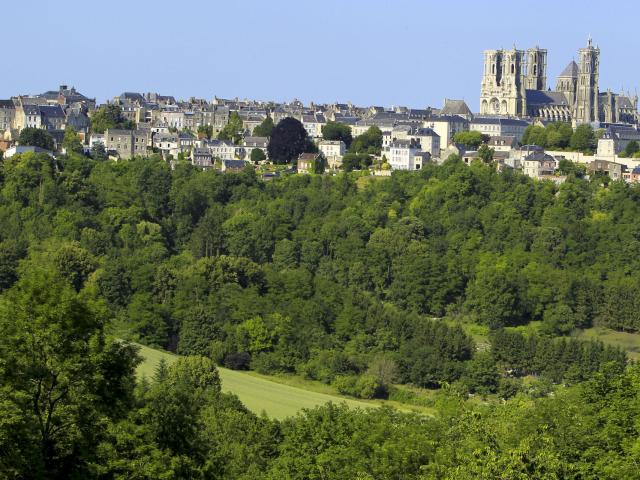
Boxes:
[385,139,424,170]
[191,147,213,169]
[470,117,530,142]
[297,152,323,173]
[221,159,248,173]
[488,135,518,152]
[318,140,346,170]
[522,151,557,179]
[588,159,626,180]
[0,100,16,132]
[422,115,469,152]
[105,129,149,159]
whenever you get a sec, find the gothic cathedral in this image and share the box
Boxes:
[479,39,638,125]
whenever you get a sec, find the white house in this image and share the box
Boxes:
[385,139,425,170]
[318,140,346,170]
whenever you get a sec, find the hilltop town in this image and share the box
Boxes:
[2,38,640,183]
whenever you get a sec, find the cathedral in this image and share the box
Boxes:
[479,39,638,125]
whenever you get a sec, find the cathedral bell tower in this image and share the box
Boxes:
[480,47,523,116]
[524,47,547,91]
[575,37,600,124]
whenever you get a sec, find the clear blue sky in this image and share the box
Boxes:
[2,0,638,111]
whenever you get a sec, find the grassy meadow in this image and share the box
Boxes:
[134,343,374,419]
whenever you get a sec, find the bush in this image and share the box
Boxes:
[497,377,521,400]
[251,352,286,374]
[333,375,360,396]
[224,351,251,370]
[298,350,359,383]
[332,374,385,399]
[356,374,384,399]
[387,386,433,407]
[209,340,227,365]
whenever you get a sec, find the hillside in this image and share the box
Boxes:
[135,343,372,419]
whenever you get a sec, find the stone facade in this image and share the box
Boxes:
[105,129,149,159]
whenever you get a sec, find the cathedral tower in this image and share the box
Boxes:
[480,48,523,116]
[575,37,600,124]
[524,47,547,91]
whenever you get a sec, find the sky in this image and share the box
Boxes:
[2,0,639,111]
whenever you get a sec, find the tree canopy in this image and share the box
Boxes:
[321,121,353,147]
[90,104,135,133]
[252,117,275,138]
[18,127,55,150]
[266,117,315,164]
[453,130,484,149]
[217,112,244,144]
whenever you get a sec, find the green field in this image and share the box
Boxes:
[134,343,374,419]
[576,327,640,360]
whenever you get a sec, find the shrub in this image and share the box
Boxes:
[224,351,251,370]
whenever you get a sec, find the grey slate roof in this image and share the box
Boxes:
[471,116,529,126]
[525,90,570,106]
[524,151,555,162]
[617,96,634,109]
[39,105,65,118]
[192,147,212,156]
[223,159,247,168]
[411,127,439,137]
[558,61,579,78]
[440,99,472,117]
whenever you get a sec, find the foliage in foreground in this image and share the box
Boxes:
[0,267,638,478]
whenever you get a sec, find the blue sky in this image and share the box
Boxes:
[2,0,638,111]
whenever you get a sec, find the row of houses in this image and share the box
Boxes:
[5,85,640,179]
[442,142,640,185]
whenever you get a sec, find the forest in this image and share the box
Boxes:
[1,150,639,478]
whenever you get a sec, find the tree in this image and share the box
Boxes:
[464,259,523,329]
[341,152,371,171]
[250,148,267,163]
[218,112,243,144]
[521,125,547,147]
[545,122,573,149]
[570,124,596,153]
[252,117,274,138]
[313,154,326,174]
[144,356,221,456]
[18,127,55,151]
[461,352,499,394]
[453,130,483,149]
[622,140,640,157]
[477,144,494,163]
[349,126,382,155]
[321,121,352,147]
[62,125,84,155]
[0,267,140,477]
[197,124,213,140]
[90,104,133,134]
[267,117,314,164]
[53,243,97,292]
[90,142,108,161]
[557,158,585,177]
[366,356,398,397]
[190,205,226,258]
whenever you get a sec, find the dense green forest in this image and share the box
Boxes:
[1,151,639,478]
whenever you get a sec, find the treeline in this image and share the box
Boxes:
[521,122,597,152]
[0,151,638,396]
[491,329,627,383]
